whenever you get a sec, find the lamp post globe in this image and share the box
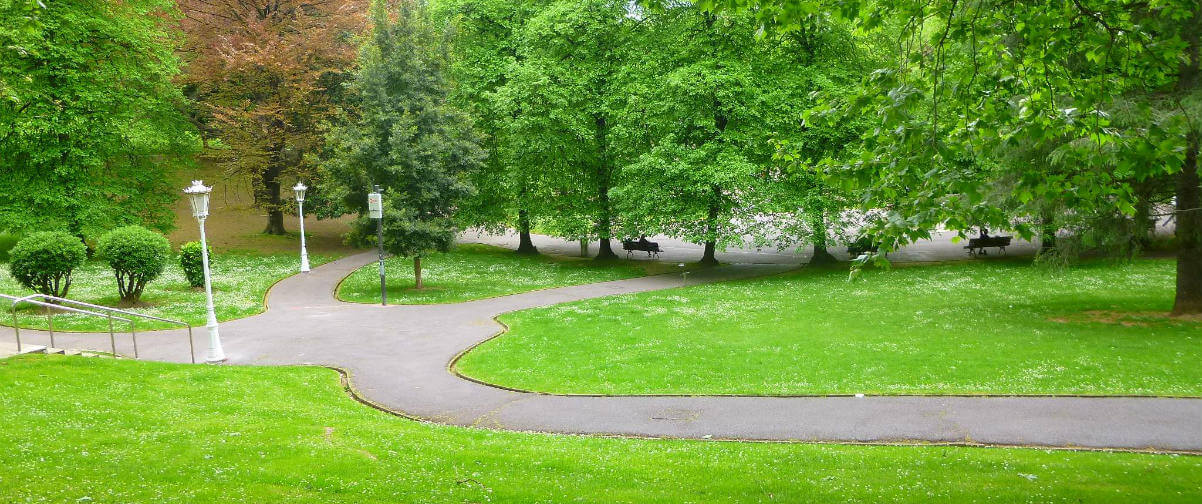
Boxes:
[292,182,310,273]
[183,180,225,363]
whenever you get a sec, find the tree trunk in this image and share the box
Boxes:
[1039,211,1057,252]
[264,209,285,235]
[700,241,717,265]
[116,274,135,304]
[1172,131,1201,315]
[1133,182,1156,250]
[1172,21,1201,315]
[594,179,617,260]
[808,210,838,266]
[594,115,618,260]
[262,170,286,235]
[516,209,538,254]
[700,85,729,268]
[413,256,423,290]
[580,238,589,257]
[596,237,617,260]
[700,199,720,265]
[594,197,617,261]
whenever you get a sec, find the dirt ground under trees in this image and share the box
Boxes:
[167,166,358,255]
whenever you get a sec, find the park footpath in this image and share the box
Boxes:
[3,233,1200,453]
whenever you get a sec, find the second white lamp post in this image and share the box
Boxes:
[293,182,310,273]
[184,180,225,363]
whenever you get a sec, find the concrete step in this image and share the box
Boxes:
[0,342,47,358]
[1,342,115,359]
[75,350,116,358]
[18,344,47,355]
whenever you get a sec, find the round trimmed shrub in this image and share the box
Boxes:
[96,226,171,304]
[178,241,212,288]
[8,231,87,298]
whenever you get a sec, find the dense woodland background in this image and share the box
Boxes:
[0,0,1198,312]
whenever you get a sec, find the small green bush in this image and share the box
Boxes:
[0,230,21,262]
[96,226,171,304]
[178,241,211,288]
[8,231,88,298]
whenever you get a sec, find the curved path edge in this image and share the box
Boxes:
[450,313,1202,400]
[5,248,1201,453]
[324,363,1199,456]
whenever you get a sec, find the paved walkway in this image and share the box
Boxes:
[465,230,1042,264]
[4,238,1200,453]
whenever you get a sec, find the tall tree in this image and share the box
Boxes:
[435,0,553,254]
[322,0,483,288]
[179,0,362,235]
[765,25,873,265]
[614,7,764,265]
[615,6,861,264]
[0,0,196,238]
[696,0,1202,314]
[505,0,635,259]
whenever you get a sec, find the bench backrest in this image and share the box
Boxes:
[968,236,1012,247]
[622,240,660,252]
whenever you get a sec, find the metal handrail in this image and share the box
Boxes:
[3,294,133,357]
[8,293,195,363]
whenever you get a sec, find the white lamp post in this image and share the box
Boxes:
[184,180,225,363]
[292,182,310,273]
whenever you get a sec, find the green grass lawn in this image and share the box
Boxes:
[0,356,1197,503]
[337,243,686,304]
[456,259,1202,396]
[0,251,333,332]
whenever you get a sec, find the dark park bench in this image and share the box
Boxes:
[623,239,662,258]
[846,237,879,258]
[965,235,1012,257]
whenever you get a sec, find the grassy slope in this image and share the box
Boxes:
[0,251,333,331]
[0,356,1198,503]
[457,259,1202,396]
[337,243,687,304]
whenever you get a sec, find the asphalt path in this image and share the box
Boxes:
[4,234,1199,453]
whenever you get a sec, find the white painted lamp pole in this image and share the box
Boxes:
[184,180,225,363]
[293,182,310,273]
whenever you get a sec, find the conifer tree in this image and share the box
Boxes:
[323,0,484,288]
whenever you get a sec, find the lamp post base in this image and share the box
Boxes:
[300,253,311,273]
[205,323,226,363]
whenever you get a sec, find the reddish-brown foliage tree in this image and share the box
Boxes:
[179,0,364,234]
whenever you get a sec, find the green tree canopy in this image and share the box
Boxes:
[613,5,864,264]
[322,0,484,288]
[0,0,197,238]
[691,0,1202,313]
[435,0,554,254]
[501,0,637,259]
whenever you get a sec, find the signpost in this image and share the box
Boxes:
[368,185,386,306]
